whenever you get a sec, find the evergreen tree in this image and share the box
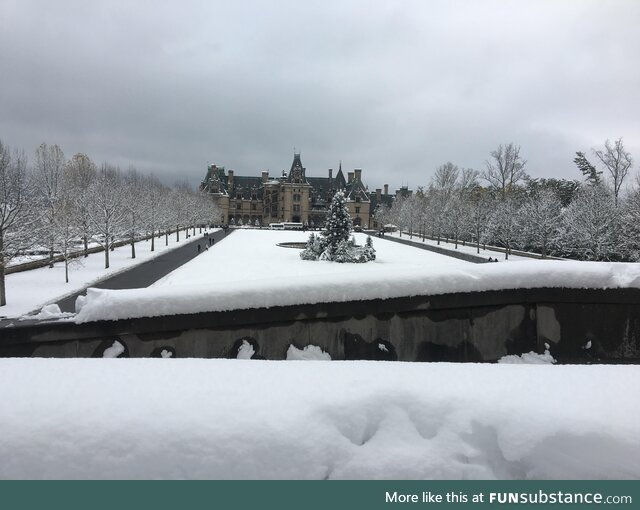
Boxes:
[574,152,602,185]
[321,191,352,256]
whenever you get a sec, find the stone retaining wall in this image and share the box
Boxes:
[2,288,638,362]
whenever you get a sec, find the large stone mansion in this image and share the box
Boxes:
[200,153,408,228]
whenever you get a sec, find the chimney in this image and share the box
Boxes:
[228,170,234,190]
[384,184,389,195]
[261,171,269,183]
[376,188,381,201]
[328,168,333,179]
[348,172,354,183]
[354,169,362,182]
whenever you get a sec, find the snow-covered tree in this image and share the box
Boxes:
[86,164,126,269]
[33,143,66,267]
[620,175,640,260]
[122,168,148,259]
[558,184,620,260]
[322,191,352,256]
[301,191,374,263]
[574,151,602,186]
[467,187,492,253]
[52,172,83,283]
[518,188,561,258]
[0,140,35,306]
[486,195,520,260]
[65,153,96,257]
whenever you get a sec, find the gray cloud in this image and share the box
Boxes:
[1,0,639,190]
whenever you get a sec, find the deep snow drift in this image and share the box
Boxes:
[73,230,640,323]
[0,359,638,479]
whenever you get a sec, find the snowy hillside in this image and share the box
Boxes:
[0,359,638,479]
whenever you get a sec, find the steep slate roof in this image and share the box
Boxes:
[368,192,395,212]
[334,163,347,190]
[287,153,309,183]
[201,165,228,195]
[230,176,264,199]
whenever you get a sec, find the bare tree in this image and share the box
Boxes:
[52,171,83,283]
[142,175,168,252]
[0,141,35,306]
[122,168,147,259]
[482,143,528,199]
[593,138,633,207]
[33,143,66,267]
[86,164,126,269]
[65,153,96,257]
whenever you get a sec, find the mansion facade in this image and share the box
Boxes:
[200,153,402,228]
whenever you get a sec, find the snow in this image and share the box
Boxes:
[102,340,125,358]
[286,344,331,360]
[498,349,557,364]
[237,339,255,359]
[0,229,218,319]
[74,230,640,323]
[0,359,637,479]
[387,232,534,261]
[25,303,74,321]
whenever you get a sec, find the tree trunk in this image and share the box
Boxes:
[49,244,54,268]
[165,230,169,246]
[176,225,180,242]
[151,231,155,252]
[105,242,110,269]
[131,234,136,259]
[65,257,69,283]
[84,235,89,258]
[0,256,6,307]
[505,241,509,260]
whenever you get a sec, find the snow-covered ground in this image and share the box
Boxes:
[0,358,637,479]
[74,229,640,323]
[1,230,217,319]
[386,231,534,261]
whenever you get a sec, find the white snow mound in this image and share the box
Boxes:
[0,359,638,480]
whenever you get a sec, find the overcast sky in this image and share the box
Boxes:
[1,0,639,190]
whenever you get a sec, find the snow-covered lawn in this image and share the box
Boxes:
[1,230,217,319]
[0,358,637,479]
[74,229,640,323]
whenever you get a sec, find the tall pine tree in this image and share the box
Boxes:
[574,151,602,185]
[321,191,353,255]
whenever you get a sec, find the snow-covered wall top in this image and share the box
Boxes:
[1,359,638,479]
[73,259,640,323]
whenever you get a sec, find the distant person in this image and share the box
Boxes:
[197,244,201,254]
